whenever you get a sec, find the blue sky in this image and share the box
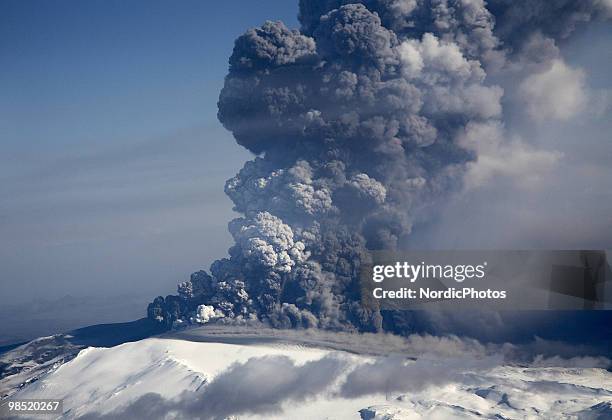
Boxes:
[0,0,299,305]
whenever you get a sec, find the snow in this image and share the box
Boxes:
[0,334,82,398]
[7,334,612,419]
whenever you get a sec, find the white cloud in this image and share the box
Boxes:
[458,121,562,189]
[399,33,478,81]
[519,59,587,121]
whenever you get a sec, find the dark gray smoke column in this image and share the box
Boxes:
[147,0,609,332]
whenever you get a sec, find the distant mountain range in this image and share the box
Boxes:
[0,294,151,347]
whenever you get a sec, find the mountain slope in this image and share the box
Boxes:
[4,329,612,419]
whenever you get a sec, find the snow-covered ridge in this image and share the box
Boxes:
[0,318,165,399]
[4,327,612,419]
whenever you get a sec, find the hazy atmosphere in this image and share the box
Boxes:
[1,1,299,307]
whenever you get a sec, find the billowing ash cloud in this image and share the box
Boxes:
[148,1,609,332]
[487,0,612,50]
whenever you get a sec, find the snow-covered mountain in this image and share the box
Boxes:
[2,325,612,419]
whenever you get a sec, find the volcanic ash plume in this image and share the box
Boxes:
[148,0,609,332]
